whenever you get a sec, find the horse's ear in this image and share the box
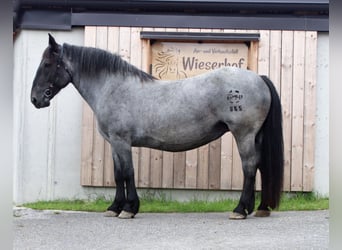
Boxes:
[48,33,59,53]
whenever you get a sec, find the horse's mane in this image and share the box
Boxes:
[64,44,155,82]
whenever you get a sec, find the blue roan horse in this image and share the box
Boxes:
[31,34,284,219]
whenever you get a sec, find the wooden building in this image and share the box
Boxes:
[13,0,329,203]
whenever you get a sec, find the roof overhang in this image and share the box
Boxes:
[14,0,329,31]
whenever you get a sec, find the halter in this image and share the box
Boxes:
[57,44,73,81]
[57,44,64,66]
[44,44,73,99]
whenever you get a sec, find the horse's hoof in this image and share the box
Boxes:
[229,212,247,220]
[254,210,271,217]
[118,210,135,219]
[104,210,119,217]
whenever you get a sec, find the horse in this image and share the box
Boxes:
[31,34,284,220]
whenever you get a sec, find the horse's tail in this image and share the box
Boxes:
[259,75,284,209]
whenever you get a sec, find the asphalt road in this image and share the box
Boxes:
[14,207,329,250]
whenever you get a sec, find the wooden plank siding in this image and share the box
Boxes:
[80,27,317,192]
[280,31,294,192]
[80,26,97,186]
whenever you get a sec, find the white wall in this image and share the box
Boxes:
[14,29,86,204]
[13,29,329,204]
[314,32,329,196]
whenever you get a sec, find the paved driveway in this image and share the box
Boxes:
[14,208,328,250]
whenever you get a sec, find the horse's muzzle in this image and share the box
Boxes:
[31,96,50,109]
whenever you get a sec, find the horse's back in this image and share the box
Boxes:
[133,66,271,128]
[203,67,268,93]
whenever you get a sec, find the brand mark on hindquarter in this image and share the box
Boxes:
[227,90,243,112]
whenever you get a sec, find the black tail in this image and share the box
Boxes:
[259,75,284,209]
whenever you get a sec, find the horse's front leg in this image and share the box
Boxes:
[105,140,140,219]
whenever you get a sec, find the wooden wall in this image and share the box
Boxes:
[80,27,317,192]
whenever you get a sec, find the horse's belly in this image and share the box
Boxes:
[132,121,228,152]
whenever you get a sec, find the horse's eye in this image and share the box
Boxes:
[44,62,51,68]
[44,89,52,98]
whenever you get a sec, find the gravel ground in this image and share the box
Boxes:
[13,208,329,250]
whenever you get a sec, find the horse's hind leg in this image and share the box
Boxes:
[254,168,271,217]
[229,132,260,220]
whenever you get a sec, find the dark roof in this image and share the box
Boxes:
[14,0,329,31]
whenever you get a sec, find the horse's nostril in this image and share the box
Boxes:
[32,97,37,104]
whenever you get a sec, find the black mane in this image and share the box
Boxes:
[64,44,155,82]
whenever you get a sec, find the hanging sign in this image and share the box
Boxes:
[152,42,248,80]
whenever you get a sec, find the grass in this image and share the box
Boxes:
[21,192,328,213]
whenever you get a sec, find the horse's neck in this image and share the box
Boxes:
[65,45,143,113]
[71,69,135,114]
[71,73,111,112]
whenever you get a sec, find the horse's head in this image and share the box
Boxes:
[31,34,72,108]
